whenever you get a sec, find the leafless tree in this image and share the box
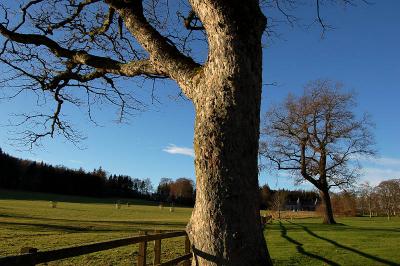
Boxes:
[0,1,366,264]
[260,80,375,224]
[376,179,400,220]
[358,181,374,217]
[272,190,287,219]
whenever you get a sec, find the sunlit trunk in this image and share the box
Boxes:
[319,189,336,224]
[186,15,271,265]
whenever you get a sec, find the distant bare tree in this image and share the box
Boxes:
[359,181,374,217]
[376,179,400,220]
[272,190,287,219]
[260,80,375,224]
[394,179,400,216]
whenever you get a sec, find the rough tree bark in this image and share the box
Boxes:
[318,155,336,224]
[186,1,272,264]
[319,187,336,224]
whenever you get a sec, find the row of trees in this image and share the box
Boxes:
[259,179,400,220]
[0,148,200,205]
[357,179,400,219]
[0,148,152,199]
[313,179,400,219]
[2,147,330,211]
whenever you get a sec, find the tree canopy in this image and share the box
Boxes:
[260,80,375,223]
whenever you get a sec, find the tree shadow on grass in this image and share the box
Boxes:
[291,221,400,234]
[0,221,98,233]
[278,221,340,266]
[0,213,187,227]
[0,218,187,233]
[289,221,400,266]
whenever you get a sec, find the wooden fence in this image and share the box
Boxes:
[0,230,191,266]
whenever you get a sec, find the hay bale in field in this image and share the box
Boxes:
[20,247,38,254]
[50,201,57,208]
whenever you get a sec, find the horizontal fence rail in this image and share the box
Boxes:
[0,230,192,266]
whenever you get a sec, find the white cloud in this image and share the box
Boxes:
[163,144,194,158]
[357,156,400,167]
[360,167,400,186]
[371,157,400,167]
[357,156,400,185]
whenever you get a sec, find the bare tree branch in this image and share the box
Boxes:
[260,79,375,191]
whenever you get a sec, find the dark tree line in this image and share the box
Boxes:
[259,184,319,210]
[1,148,323,210]
[0,148,152,199]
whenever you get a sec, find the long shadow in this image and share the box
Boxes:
[0,221,96,232]
[278,221,340,266]
[288,221,400,234]
[289,221,400,266]
[0,219,186,234]
[0,213,187,227]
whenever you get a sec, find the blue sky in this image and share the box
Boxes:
[0,1,399,190]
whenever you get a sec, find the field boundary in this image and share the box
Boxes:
[0,230,191,266]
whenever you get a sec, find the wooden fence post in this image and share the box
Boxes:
[182,235,191,266]
[137,231,147,266]
[153,230,161,265]
[20,247,37,266]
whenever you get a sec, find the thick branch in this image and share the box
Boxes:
[0,24,166,78]
[105,0,201,98]
[300,143,320,188]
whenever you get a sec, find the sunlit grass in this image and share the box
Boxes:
[0,189,190,265]
[266,217,400,265]
[1,189,399,265]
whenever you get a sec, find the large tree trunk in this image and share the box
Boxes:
[319,189,336,224]
[187,81,271,265]
[185,2,271,265]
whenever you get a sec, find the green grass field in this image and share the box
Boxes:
[1,189,399,265]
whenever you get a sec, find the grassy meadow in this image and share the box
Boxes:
[0,189,399,265]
